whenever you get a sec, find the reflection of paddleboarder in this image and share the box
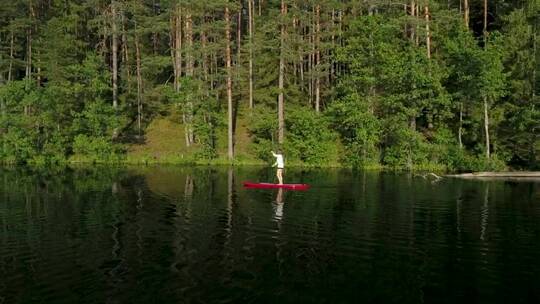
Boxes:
[271,150,284,185]
[275,188,284,220]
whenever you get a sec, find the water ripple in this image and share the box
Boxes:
[0,168,539,303]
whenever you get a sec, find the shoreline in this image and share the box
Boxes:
[2,156,535,174]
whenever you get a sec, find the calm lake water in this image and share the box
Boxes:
[0,166,539,303]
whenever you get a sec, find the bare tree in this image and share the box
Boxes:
[278,0,286,144]
[483,0,490,159]
[463,0,469,28]
[226,6,234,160]
[135,24,143,136]
[425,5,431,59]
[248,0,254,108]
[111,0,118,109]
[315,4,320,113]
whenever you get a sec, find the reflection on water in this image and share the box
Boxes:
[274,188,284,221]
[0,166,539,303]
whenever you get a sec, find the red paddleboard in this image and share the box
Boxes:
[243,182,310,191]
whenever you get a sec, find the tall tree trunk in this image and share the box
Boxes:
[338,10,342,77]
[484,0,488,39]
[278,0,286,144]
[175,6,182,88]
[533,3,537,102]
[169,14,176,89]
[483,96,490,158]
[425,5,431,59]
[200,27,212,143]
[0,31,4,115]
[369,30,375,114]
[415,4,420,46]
[135,29,143,136]
[299,39,304,90]
[309,7,314,108]
[111,0,118,109]
[121,12,130,93]
[213,49,219,97]
[236,9,241,69]
[463,0,469,28]
[25,16,32,115]
[201,29,209,84]
[410,1,415,42]
[152,0,160,54]
[0,60,3,113]
[26,0,38,115]
[330,9,335,83]
[459,0,469,147]
[315,4,320,113]
[483,0,488,46]
[225,6,234,160]
[533,12,537,102]
[185,10,194,145]
[8,30,14,82]
[298,21,305,91]
[458,103,464,149]
[529,1,537,166]
[293,16,301,87]
[248,0,254,108]
[483,0,490,159]
[258,0,262,16]
[529,16,538,167]
[424,4,433,128]
[171,5,190,147]
[99,13,108,57]
[26,26,32,88]
[36,49,41,87]
[185,12,193,76]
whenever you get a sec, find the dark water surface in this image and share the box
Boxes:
[1,166,539,304]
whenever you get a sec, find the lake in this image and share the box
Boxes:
[1,166,539,303]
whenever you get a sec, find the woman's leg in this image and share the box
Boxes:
[277,169,283,185]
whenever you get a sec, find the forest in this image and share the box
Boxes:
[0,0,538,170]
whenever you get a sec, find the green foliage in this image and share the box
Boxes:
[497,8,539,167]
[72,135,123,163]
[1,127,38,164]
[35,131,69,165]
[73,100,120,137]
[247,106,277,161]
[328,93,381,167]
[382,123,428,169]
[248,106,336,166]
[448,151,507,172]
[193,114,218,160]
[285,107,336,166]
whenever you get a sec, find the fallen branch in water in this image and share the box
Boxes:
[416,172,443,181]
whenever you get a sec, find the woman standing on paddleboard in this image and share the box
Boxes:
[271,150,284,185]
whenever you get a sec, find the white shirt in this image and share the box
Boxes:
[272,153,284,169]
